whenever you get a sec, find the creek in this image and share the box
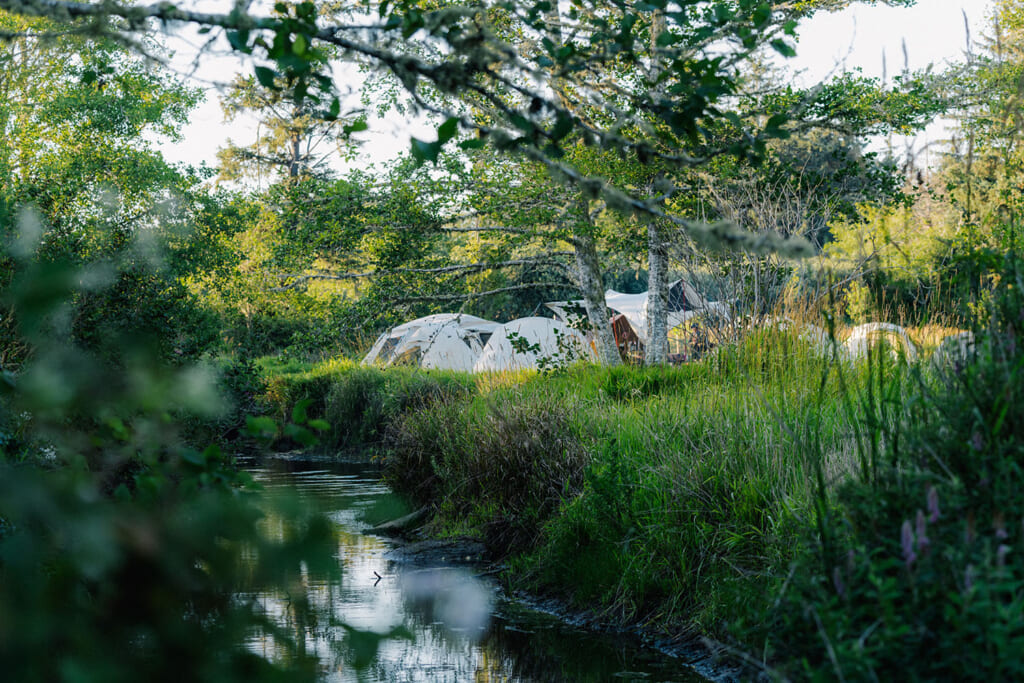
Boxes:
[245,459,718,682]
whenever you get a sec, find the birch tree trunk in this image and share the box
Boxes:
[645,219,670,364]
[644,9,670,364]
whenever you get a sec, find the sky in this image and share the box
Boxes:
[157,0,995,174]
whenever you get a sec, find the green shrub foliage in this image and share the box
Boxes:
[0,225,337,682]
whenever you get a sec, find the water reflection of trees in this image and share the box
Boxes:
[244,467,702,682]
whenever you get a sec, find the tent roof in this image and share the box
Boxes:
[362,314,498,368]
[473,317,594,372]
[391,323,481,372]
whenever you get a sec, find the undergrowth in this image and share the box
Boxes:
[753,255,1024,681]
[257,295,1020,680]
[383,330,865,634]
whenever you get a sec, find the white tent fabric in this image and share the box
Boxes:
[544,280,729,345]
[759,317,840,356]
[389,323,481,371]
[473,317,595,372]
[361,314,500,369]
[844,322,919,362]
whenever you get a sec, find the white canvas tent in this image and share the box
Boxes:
[473,317,595,372]
[361,314,499,370]
[844,322,919,362]
[387,323,480,371]
[759,317,840,357]
[545,280,729,345]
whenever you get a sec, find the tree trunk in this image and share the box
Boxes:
[573,195,621,366]
[574,234,621,366]
[289,131,301,178]
[645,219,669,364]
[644,10,671,364]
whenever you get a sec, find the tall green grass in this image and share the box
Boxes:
[382,329,869,633]
[260,305,1024,679]
[756,257,1024,680]
[257,358,475,454]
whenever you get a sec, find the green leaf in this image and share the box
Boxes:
[254,66,279,89]
[181,448,206,466]
[226,29,251,53]
[244,416,279,439]
[326,97,342,121]
[343,118,368,134]
[459,138,487,150]
[411,137,441,164]
[292,398,313,424]
[770,39,796,58]
[307,419,330,432]
[293,32,308,56]
[436,117,459,144]
[751,3,771,28]
[284,423,318,446]
[551,112,574,141]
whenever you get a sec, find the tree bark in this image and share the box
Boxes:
[645,219,670,364]
[644,10,670,364]
[573,195,621,366]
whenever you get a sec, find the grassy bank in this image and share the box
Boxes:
[383,331,864,635]
[255,278,1023,679]
[256,332,872,634]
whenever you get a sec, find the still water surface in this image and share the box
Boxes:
[247,461,710,682]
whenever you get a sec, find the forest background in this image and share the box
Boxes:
[2,0,1024,680]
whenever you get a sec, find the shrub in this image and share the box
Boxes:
[386,391,590,554]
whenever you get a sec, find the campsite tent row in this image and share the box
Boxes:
[362,288,967,371]
[362,281,729,372]
[361,314,594,373]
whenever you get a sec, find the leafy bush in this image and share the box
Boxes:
[0,235,337,681]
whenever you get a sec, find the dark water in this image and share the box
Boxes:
[246,461,711,682]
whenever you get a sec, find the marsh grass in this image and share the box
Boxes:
[380,327,878,634]
[261,310,1015,676]
[257,358,474,453]
[749,257,1024,680]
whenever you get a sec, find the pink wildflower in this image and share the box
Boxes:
[901,519,917,568]
[927,486,940,523]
